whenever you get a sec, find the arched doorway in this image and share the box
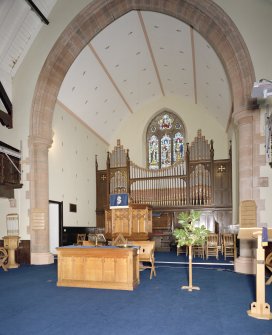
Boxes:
[29,0,256,264]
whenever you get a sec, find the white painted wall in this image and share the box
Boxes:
[49,202,59,254]
[110,95,229,166]
[49,102,108,227]
[214,0,272,82]
[0,0,93,238]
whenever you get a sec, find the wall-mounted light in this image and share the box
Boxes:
[251,79,272,99]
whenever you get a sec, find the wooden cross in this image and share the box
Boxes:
[101,174,107,181]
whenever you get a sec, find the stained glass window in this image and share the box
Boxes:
[173,132,184,162]
[161,135,171,168]
[149,135,159,169]
[146,111,186,169]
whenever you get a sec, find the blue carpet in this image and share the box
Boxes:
[155,250,234,268]
[0,259,271,335]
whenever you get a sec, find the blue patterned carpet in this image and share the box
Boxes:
[0,255,271,335]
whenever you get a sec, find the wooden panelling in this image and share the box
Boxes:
[96,170,108,211]
[105,205,152,241]
[57,246,139,290]
[0,239,30,264]
[96,210,105,228]
[150,212,172,251]
[62,227,99,246]
[213,160,232,207]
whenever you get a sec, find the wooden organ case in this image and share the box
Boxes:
[96,131,232,248]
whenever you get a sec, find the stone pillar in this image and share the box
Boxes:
[233,110,256,274]
[29,136,54,265]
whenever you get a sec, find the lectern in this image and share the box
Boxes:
[238,227,272,320]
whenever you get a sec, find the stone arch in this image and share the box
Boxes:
[29,0,255,264]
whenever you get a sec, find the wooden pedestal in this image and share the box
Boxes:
[3,236,20,269]
[239,228,272,320]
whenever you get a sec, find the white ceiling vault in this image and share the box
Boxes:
[0,1,232,144]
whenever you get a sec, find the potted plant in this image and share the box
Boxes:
[173,210,209,291]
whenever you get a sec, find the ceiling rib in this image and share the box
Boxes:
[190,27,197,105]
[88,43,133,114]
[138,11,165,96]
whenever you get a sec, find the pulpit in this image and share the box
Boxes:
[105,204,152,241]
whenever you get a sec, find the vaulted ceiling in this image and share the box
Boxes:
[0,0,232,143]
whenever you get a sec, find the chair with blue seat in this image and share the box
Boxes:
[76,234,86,245]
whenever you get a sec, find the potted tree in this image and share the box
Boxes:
[173,210,209,291]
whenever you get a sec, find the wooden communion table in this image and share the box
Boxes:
[57,246,139,291]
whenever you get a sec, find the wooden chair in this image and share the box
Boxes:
[0,247,8,271]
[82,241,96,246]
[130,240,156,279]
[222,233,236,260]
[177,245,187,256]
[192,243,205,258]
[206,233,219,259]
[265,252,272,285]
[112,234,128,246]
[76,234,86,245]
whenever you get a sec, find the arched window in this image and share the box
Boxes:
[147,111,186,169]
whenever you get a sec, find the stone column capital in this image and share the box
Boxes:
[28,135,53,151]
[232,99,259,124]
[232,109,254,126]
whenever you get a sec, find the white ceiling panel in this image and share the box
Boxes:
[194,31,231,124]
[1,4,232,143]
[91,11,162,111]
[58,46,132,142]
[142,11,195,98]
